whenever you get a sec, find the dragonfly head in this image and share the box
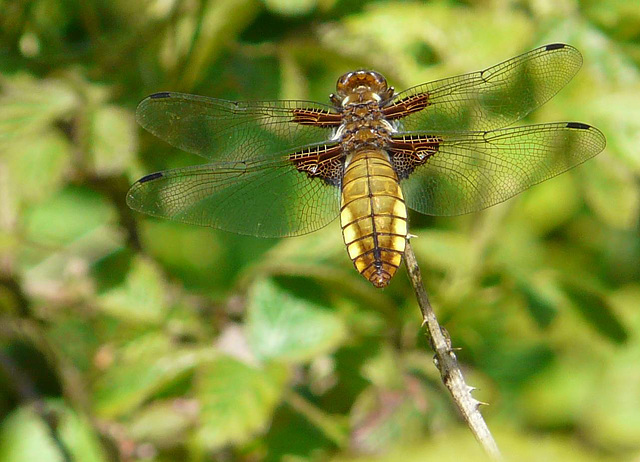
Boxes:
[334,70,393,106]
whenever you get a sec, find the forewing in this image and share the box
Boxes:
[126,151,342,238]
[136,92,341,162]
[401,122,606,216]
[386,44,583,132]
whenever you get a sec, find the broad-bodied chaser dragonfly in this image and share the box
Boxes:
[127,44,605,288]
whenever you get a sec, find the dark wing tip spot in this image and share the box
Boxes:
[138,172,164,183]
[149,92,171,99]
[566,122,591,130]
[545,43,566,51]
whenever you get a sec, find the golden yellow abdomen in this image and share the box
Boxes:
[340,149,407,288]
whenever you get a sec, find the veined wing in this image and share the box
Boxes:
[396,122,606,216]
[136,92,342,162]
[384,44,582,132]
[126,143,343,238]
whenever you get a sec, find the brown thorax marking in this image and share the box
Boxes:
[331,70,397,154]
[340,102,392,153]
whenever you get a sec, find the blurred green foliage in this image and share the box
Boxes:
[0,0,639,460]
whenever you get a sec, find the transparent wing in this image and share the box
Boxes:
[387,44,583,132]
[401,122,606,215]
[126,153,341,238]
[136,92,341,162]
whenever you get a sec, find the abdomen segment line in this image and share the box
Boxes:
[340,149,408,288]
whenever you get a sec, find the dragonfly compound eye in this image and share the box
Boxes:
[336,70,389,97]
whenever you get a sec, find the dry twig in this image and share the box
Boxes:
[404,239,501,460]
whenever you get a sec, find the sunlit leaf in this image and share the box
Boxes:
[517,173,580,235]
[0,401,106,462]
[587,90,640,173]
[88,104,137,176]
[23,186,117,246]
[246,278,346,362]
[127,399,197,448]
[338,425,613,461]
[262,0,317,16]
[519,357,597,427]
[409,229,472,273]
[96,256,167,323]
[582,0,640,42]
[0,74,77,143]
[18,186,123,299]
[93,333,216,417]
[570,24,640,88]
[582,286,640,448]
[319,3,533,84]
[582,157,639,230]
[194,356,288,450]
[361,346,404,390]
[3,130,71,207]
[261,224,344,266]
[350,377,429,454]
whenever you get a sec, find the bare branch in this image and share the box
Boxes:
[404,240,501,460]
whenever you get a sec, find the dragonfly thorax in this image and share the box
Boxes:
[339,101,394,153]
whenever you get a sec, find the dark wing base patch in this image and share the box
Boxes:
[289,144,344,186]
[388,135,441,179]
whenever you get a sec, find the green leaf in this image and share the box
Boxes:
[96,256,167,323]
[361,346,405,390]
[18,186,123,297]
[127,399,196,448]
[260,224,344,266]
[47,318,99,372]
[517,173,580,235]
[582,285,640,447]
[88,104,137,176]
[481,343,554,387]
[0,401,106,462]
[585,89,640,173]
[3,130,71,207]
[0,74,78,143]
[562,283,628,344]
[319,3,533,84]
[246,278,346,362]
[409,229,472,273]
[516,273,562,328]
[138,220,234,291]
[520,357,596,428]
[583,0,640,41]
[582,156,639,230]
[350,378,430,453]
[583,340,640,448]
[93,333,216,417]
[194,356,288,450]
[262,0,317,16]
[23,185,116,246]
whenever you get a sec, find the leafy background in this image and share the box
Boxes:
[0,0,639,460]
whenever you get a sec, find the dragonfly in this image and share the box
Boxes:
[127,43,606,288]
